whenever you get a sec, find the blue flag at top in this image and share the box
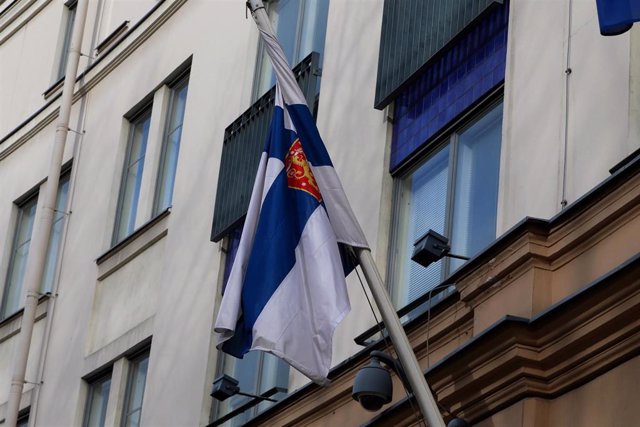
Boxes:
[214,5,369,385]
[596,0,640,36]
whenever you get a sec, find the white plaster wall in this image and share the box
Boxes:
[88,241,163,353]
[498,0,633,234]
[565,0,630,204]
[0,1,61,136]
[0,319,45,421]
[99,0,158,41]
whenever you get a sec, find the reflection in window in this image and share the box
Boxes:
[391,102,503,308]
[42,173,71,293]
[83,373,111,427]
[121,352,149,427]
[253,0,329,98]
[113,109,152,244]
[57,0,77,80]
[154,77,189,214]
[1,196,37,319]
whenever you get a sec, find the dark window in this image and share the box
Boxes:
[83,372,111,427]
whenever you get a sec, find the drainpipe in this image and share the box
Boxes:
[28,0,105,422]
[4,1,89,425]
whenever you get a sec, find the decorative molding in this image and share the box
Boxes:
[429,255,640,423]
[0,0,49,45]
[96,209,170,281]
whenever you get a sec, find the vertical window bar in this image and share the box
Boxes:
[0,195,38,319]
[153,76,189,215]
[113,108,152,245]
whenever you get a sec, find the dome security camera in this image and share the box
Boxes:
[352,356,393,411]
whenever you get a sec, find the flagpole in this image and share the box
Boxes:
[246,1,445,425]
[356,248,446,427]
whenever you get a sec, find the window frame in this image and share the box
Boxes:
[388,95,504,310]
[120,349,150,427]
[82,370,112,427]
[0,192,38,320]
[152,73,190,216]
[112,105,153,246]
[251,0,329,100]
[56,0,78,81]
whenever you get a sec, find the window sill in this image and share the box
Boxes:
[43,76,64,100]
[96,208,170,280]
[0,294,49,345]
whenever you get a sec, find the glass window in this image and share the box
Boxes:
[215,352,289,426]
[1,173,72,319]
[213,227,289,426]
[154,77,189,214]
[121,352,149,427]
[113,109,152,245]
[42,172,71,293]
[16,409,29,427]
[1,195,38,319]
[390,101,503,308]
[253,0,329,98]
[57,0,77,80]
[83,373,111,427]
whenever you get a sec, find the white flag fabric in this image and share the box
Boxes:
[214,4,368,385]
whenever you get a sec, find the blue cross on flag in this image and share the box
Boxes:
[596,0,640,36]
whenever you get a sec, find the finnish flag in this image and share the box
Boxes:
[596,0,640,36]
[214,27,368,384]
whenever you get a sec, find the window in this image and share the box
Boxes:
[1,195,37,319]
[153,77,189,214]
[83,373,112,427]
[216,352,289,426]
[213,227,289,426]
[390,101,503,308]
[253,0,329,98]
[0,172,70,319]
[113,108,152,245]
[111,67,190,247]
[57,0,77,80]
[16,408,29,427]
[121,351,149,427]
[42,173,71,293]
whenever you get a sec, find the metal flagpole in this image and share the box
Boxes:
[247,1,446,425]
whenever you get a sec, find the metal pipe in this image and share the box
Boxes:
[28,0,102,422]
[4,1,89,425]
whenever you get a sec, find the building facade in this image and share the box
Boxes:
[0,0,638,426]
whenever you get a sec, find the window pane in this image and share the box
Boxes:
[17,412,29,427]
[1,197,38,318]
[450,103,503,271]
[256,353,289,413]
[84,375,111,427]
[123,353,149,427]
[253,0,329,98]
[299,0,329,64]
[113,111,151,244]
[154,81,188,214]
[42,174,71,293]
[393,146,450,307]
[57,3,77,79]
[223,351,261,426]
